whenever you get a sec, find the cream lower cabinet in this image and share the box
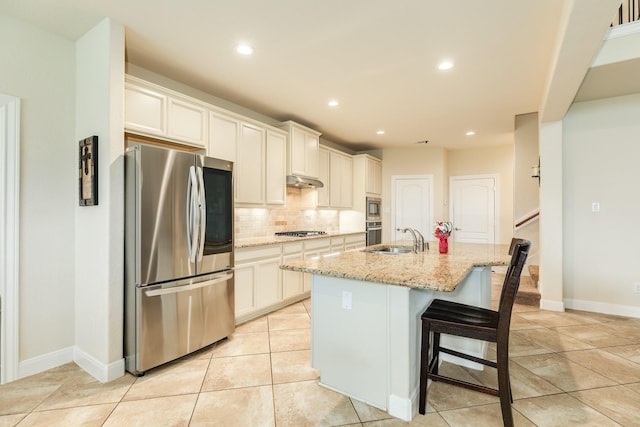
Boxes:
[344,234,367,251]
[282,242,304,301]
[235,235,366,323]
[235,245,282,322]
[303,238,332,292]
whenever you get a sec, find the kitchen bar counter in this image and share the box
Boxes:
[279,241,511,422]
[280,241,511,291]
[235,231,365,248]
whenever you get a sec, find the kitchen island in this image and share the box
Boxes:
[280,242,512,421]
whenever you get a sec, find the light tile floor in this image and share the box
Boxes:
[2,276,640,426]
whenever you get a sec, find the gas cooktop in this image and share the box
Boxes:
[275,230,327,237]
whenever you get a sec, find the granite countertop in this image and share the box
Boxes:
[235,231,366,249]
[279,241,512,292]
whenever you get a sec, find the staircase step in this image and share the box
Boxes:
[515,275,540,307]
[492,273,540,307]
[528,265,539,288]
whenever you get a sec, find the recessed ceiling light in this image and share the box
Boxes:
[438,61,454,71]
[328,100,339,107]
[376,130,385,135]
[236,44,254,55]
[466,131,475,136]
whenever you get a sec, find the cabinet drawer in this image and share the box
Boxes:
[304,238,331,251]
[236,245,281,263]
[283,242,304,255]
[345,234,366,244]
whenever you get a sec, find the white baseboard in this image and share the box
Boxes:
[539,299,565,312]
[17,346,125,383]
[74,347,125,383]
[18,346,74,379]
[564,298,640,319]
[388,394,412,422]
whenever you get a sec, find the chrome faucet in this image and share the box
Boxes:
[397,228,418,253]
[413,229,428,252]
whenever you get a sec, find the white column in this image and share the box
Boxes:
[74,18,126,382]
[538,120,565,311]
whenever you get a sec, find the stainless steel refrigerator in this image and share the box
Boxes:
[124,140,234,375]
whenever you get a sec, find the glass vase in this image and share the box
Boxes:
[438,236,448,254]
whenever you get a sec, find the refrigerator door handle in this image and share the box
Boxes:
[187,166,199,263]
[196,166,206,262]
[144,271,234,297]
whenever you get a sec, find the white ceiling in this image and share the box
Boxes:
[0,0,620,151]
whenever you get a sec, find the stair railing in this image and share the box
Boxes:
[514,208,540,231]
[613,0,640,27]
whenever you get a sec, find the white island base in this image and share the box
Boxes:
[310,267,492,422]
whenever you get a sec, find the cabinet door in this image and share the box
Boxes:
[303,239,331,292]
[282,253,304,300]
[167,97,207,147]
[367,158,382,195]
[125,82,167,136]
[305,132,320,178]
[209,111,238,162]
[236,122,265,204]
[317,148,330,207]
[290,127,307,176]
[266,130,286,205]
[255,258,282,309]
[234,264,256,319]
[329,152,341,207]
[341,155,353,207]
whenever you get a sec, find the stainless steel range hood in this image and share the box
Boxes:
[286,175,324,188]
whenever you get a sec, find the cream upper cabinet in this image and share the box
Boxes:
[124,80,167,137]
[366,157,382,195]
[209,111,239,163]
[329,151,353,208]
[319,146,353,209]
[317,148,330,207]
[125,76,207,148]
[236,122,265,204]
[265,129,287,205]
[167,96,207,147]
[235,122,287,207]
[278,121,321,179]
[352,154,383,218]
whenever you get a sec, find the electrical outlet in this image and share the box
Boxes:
[342,291,353,309]
[634,283,640,294]
[592,202,600,212]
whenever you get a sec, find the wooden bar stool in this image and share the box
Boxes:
[418,239,530,427]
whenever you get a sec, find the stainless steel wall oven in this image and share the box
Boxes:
[366,197,381,221]
[366,221,382,246]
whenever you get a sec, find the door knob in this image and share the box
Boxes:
[454,227,462,231]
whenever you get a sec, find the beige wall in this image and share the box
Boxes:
[380,146,447,242]
[563,93,640,315]
[380,145,513,244]
[0,14,76,361]
[447,145,514,245]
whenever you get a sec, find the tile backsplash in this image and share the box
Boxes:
[235,188,340,239]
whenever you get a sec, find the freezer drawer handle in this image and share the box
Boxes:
[144,272,234,297]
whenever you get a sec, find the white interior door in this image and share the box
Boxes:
[450,175,497,243]
[1,94,20,384]
[391,176,433,242]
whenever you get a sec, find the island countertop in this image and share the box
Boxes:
[279,241,512,292]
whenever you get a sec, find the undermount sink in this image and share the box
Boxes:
[363,245,414,255]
